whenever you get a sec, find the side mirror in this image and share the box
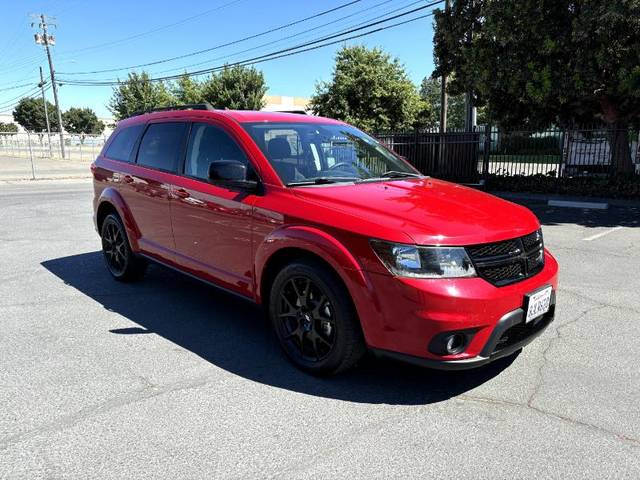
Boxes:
[208,160,260,191]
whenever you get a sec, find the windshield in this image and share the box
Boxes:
[242,122,420,186]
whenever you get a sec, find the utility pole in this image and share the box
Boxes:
[439,0,451,134]
[33,14,65,159]
[38,66,53,158]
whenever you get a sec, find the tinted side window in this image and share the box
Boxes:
[185,123,248,180]
[104,124,144,162]
[137,122,188,172]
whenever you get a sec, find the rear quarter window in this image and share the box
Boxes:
[104,124,144,162]
[136,122,188,172]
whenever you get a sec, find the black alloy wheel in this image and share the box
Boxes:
[269,260,366,375]
[100,213,146,282]
[277,276,336,362]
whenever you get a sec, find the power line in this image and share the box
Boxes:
[0,82,37,93]
[57,0,250,57]
[217,11,440,75]
[60,2,442,85]
[150,0,420,77]
[0,94,46,114]
[59,0,365,75]
[0,85,45,110]
[60,5,441,87]
[0,53,45,74]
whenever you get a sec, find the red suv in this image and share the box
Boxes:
[92,105,558,375]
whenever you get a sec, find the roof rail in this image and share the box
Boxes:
[131,102,215,117]
[275,110,307,115]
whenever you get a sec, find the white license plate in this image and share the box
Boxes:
[525,286,553,323]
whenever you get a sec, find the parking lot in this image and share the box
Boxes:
[0,179,638,479]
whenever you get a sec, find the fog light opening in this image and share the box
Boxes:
[445,333,466,354]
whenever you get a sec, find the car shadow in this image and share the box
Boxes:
[523,203,640,229]
[41,251,517,406]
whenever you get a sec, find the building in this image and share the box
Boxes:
[262,95,310,114]
[0,113,23,132]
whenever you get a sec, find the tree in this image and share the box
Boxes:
[172,74,204,104]
[62,107,105,139]
[12,97,60,132]
[0,122,18,133]
[108,71,176,120]
[201,65,266,110]
[419,76,466,129]
[310,45,423,131]
[433,0,640,172]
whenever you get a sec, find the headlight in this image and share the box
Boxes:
[370,240,476,278]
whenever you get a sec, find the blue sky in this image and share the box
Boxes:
[0,0,437,117]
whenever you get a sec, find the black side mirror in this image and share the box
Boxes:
[208,160,259,191]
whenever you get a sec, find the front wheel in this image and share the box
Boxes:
[269,260,366,375]
[100,213,146,282]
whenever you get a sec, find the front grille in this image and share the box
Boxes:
[466,230,544,286]
[467,239,520,259]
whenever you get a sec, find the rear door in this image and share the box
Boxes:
[170,121,258,297]
[119,121,188,258]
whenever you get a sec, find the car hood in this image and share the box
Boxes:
[292,177,540,246]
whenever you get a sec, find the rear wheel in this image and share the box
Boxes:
[269,260,366,375]
[100,213,146,282]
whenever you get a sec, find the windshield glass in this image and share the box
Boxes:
[242,122,420,186]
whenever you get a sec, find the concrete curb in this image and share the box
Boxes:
[0,175,92,183]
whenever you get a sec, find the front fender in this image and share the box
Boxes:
[254,225,383,346]
[96,187,141,252]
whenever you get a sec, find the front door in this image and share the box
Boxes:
[170,121,257,297]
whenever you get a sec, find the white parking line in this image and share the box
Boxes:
[548,200,608,210]
[583,226,624,241]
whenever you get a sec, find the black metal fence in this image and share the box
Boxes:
[376,125,640,184]
[376,129,481,183]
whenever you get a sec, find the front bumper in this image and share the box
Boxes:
[371,298,555,370]
[355,250,559,368]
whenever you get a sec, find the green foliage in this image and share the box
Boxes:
[419,76,465,129]
[496,134,562,156]
[0,122,18,132]
[310,45,423,131]
[172,74,204,104]
[108,71,176,120]
[12,97,60,132]
[62,107,104,135]
[201,65,267,110]
[433,0,640,171]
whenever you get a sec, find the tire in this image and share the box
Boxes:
[100,213,147,282]
[268,259,366,375]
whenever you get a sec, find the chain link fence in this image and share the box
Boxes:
[0,132,108,162]
[0,132,108,180]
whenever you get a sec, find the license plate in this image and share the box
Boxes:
[524,286,553,323]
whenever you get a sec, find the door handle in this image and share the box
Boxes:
[122,174,134,184]
[173,188,190,199]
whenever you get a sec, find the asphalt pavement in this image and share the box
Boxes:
[0,179,638,479]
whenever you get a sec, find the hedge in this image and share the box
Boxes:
[494,135,562,156]
[485,173,640,199]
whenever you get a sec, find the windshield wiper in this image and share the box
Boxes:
[379,170,422,178]
[356,171,423,183]
[286,177,358,187]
